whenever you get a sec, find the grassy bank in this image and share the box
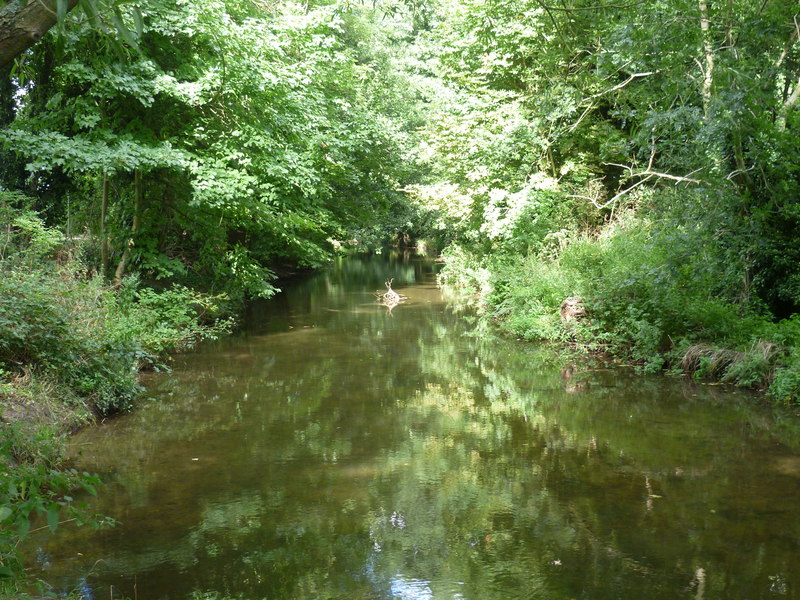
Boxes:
[0,201,233,593]
[437,191,800,405]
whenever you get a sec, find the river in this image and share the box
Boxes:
[25,254,800,599]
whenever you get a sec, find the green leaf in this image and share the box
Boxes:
[79,0,101,29]
[132,6,144,38]
[17,518,30,541]
[0,566,15,579]
[47,506,60,533]
[111,7,140,50]
[56,0,67,25]
[0,506,12,522]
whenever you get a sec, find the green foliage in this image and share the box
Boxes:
[0,205,233,414]
[768,318,800,404]
[427,0,800,401]
[112,278,234,364]
[0,193,62,267]
[419,0,800,328]
[441,186,799,397]
[0,423,108,581]
[0,268,140,414]
[2,0,427,295]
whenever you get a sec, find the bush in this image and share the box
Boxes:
[767,318,800,403]
[439,190,800,399]
[0,206,234,416]
[0,269,140,415]
[111,278,235,367]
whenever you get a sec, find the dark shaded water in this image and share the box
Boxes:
[26,254,800,599]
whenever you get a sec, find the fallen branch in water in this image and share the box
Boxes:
[376,278,407,315]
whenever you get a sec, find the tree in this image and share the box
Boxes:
[1,0,426,299]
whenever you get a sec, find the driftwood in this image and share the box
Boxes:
[376,278,407,314]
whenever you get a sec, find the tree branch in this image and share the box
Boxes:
[777,73,800,131]
[0,0,78,69]
[775,14,799,69]
[569,176,653,210]
[605,162,703,184]
[568,101,596,132]
[698,0,715,120]
[581,71,656,103]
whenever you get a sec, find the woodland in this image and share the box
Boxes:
[1,0,800,592]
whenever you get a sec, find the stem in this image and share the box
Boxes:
[113,169,143,285]
[100,171,109,277]
[699,0,714,120]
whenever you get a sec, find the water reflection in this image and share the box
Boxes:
[25,253,800,600]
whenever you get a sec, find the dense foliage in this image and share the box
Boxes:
[1,0,424,300]
[413,0,800,401]
[2,0,800,589]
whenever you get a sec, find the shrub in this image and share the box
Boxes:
[0,206,234,416]
[440,188,800,400]
[0,269,140,415]
[111,278,235,367]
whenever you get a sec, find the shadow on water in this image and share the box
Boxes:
[23,253,800,600]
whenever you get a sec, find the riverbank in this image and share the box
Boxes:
[0,206,236,593]
[436,210,800,405]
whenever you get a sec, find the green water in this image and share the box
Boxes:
[27,254,800,599]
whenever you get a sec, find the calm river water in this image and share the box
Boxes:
[26,254,800,599]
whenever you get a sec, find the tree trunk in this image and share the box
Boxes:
[113,169,143,285]
[777,74,800,131]
[0,0,78,69]
[100,171,109,277]
[698,0,714,120]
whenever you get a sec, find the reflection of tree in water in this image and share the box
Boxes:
[28,255,800,600]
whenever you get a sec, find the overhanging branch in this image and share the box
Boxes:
[0,0,79,70]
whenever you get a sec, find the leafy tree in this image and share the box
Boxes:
[2,0,425,299]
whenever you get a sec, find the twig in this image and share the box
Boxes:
[604,157,703,184]
[582,71,655,102]
[18,518,77,543]
[568,101,596,132]
[529,1,647,11]
[568,175,653,210]
[726,164,756,181]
